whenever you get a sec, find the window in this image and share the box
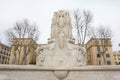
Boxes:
[1,51,2,54]
[104,40,108,44]
[97,54,101,58]
[106,54,110,58]
[98,60,102,65]
[119,62,120,64]
[7,53,8,56]
[2,61,4,64]
[97,47,100,51]
[6,57,7,60]
[105,48,108,51]
[107,61,111,65]
[95,40,99,45]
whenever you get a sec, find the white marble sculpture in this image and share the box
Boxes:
[36,10,86,67]
[76,46,86,66]
[35,46,45,66]
[51,10,72,39]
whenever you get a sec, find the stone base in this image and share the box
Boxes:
[0,64,120,80]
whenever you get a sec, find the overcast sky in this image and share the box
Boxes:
[0,0,120,51]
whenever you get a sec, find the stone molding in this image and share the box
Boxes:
[0,65,120,71]
[0,65,120,80]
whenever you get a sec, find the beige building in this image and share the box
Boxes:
[0,42,11,64]
[86,38,115,65]
[9,38,37,65]
[113,51,120,65]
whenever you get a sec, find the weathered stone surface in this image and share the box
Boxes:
[0,65,120,80]
[36,10,86,67]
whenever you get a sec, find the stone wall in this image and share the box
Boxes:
[0,64,120,80]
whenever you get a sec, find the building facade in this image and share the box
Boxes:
[9,38,37,65]
[113,51,120,65]
[86,38,115,65]
[0,42,11,64]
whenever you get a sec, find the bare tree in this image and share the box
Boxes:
[90,25,112,65]
[5,19,39,64]
[73,9,93,47]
